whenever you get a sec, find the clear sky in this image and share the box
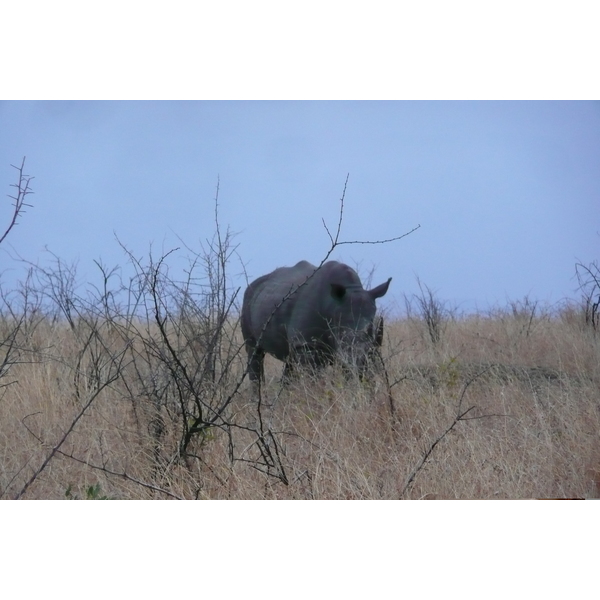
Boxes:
[1,101,599,313]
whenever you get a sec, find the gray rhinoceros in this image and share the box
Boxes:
[241,260,391,381]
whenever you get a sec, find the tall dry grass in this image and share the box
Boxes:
[1,301,598,499]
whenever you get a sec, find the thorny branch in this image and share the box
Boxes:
[399,367,492,499]
[1,157,34,246]
[322,174,421,256]
[56,450,184,500]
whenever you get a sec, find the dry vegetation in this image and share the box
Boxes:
[1,163,599,499]
[1,296,599,500]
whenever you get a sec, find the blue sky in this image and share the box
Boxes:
[1,101,599,313]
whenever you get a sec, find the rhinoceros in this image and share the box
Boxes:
[241,260,391,382]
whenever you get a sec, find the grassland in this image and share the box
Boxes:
[1,299,598,500]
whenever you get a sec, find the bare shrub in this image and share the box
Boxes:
[404,278,448,346]
[576,260,600,332]
[1,158,37,401]
[508,295,540,338]
[1,177,419,498]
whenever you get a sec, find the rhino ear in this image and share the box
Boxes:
[330,283,347,301]
[369,277,392,300]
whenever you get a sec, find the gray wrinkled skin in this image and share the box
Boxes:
[241,260,391,382]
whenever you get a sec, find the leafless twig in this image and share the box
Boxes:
[399,366,492,498]
[55,449,184,500]
[1,157,34,246]
[15,343,129,499]
[576,260,600,331]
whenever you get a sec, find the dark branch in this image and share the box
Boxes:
[1,157,34,246]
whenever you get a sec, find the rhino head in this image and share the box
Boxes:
[325,277,391,375]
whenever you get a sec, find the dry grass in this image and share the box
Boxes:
[1,305,599,499]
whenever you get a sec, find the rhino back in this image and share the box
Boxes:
[242,261,318,358]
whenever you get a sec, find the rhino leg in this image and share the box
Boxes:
[282,359,296,382]
[361,316,384,380]
[246,343,265,382]
[282,346,307,382]
[283,343,332,381]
